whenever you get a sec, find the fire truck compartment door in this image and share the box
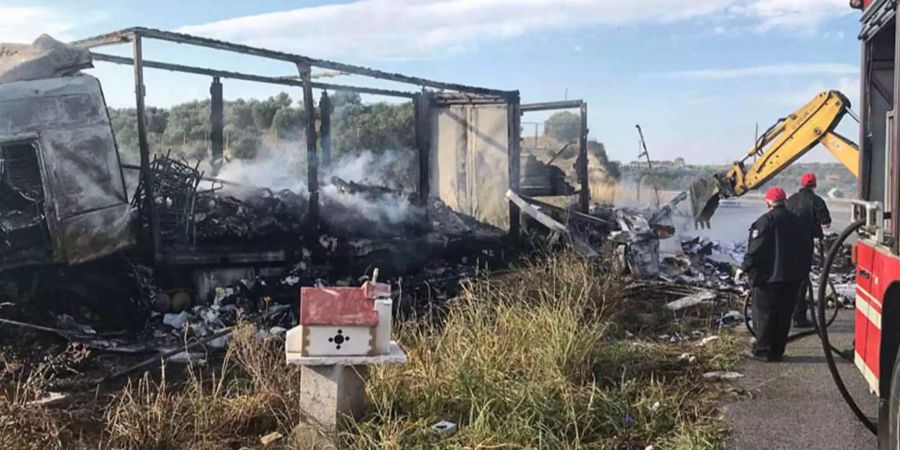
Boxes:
[855,243,876,370]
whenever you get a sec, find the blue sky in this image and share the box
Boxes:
[0,0,865,164]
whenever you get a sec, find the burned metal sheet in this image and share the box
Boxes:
[430,100,511,229]
[0,35,92,84]
[58,203,133,264]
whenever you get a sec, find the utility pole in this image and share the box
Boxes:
[635,124,661,209]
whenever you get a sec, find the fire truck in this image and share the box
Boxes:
[845,0,900,446]
[695,1,900,446]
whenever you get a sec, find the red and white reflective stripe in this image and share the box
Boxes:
[856,293,882,330]
[857,286,882,309]
[855,350,880,395]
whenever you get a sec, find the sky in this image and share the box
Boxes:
[0,0,868,164]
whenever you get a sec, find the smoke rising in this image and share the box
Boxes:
[213,144,423,235]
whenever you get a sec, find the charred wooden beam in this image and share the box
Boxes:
[76,27,514,98]
[90,53,417,99]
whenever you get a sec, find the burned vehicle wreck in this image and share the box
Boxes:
[0,39,142,326]
[0,30,526,330]
[0,46,132,269]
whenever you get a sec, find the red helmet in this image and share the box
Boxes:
[800,173,817,187]
[765,187,786,203]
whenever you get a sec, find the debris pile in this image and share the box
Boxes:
[195,189,307,243]
[660,236,748,292]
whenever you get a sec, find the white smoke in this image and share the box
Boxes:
[213,145,422,231]
[215,141,308,193]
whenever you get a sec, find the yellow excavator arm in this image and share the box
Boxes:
[690,90,858,226]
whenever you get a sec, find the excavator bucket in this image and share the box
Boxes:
[688,177,721,229]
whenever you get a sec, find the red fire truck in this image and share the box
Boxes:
[848,0,900,446]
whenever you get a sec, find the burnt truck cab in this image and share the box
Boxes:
[0,74,133,271]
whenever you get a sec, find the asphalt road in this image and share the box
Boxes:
[723,314,878,449]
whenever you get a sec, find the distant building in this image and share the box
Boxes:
[627,159,683,169]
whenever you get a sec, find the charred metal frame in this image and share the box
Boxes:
[71,27,520,261]
[520,100,590,213]
[209,77,223,175]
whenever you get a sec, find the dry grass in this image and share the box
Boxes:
[0,253,740,449]
[0,344,90,450]
[103,326,300,449]
[345,253,739,449]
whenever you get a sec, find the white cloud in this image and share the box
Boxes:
[0,7,80,43]
[177,0,854,61]
[728,0,853,31]
[777,76,860,108]
[658,63,858,80]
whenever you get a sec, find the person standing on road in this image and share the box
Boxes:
[740,187,813,362]
[785,173,832,328]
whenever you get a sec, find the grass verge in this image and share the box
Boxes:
[0,252,741,449]
[346,253,741,449]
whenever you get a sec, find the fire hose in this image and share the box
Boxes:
[740,219,876,434]
[816,219,877,434]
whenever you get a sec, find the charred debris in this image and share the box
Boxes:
[0,30,769,372]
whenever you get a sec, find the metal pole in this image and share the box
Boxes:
[319,91,332,169]
[133,35,160,261]
[299,63,319,230]
[508,94,522,242]
[210,77,224,176]
[578,102,590,213]
[635,124,661,208]
[414,91,432,206]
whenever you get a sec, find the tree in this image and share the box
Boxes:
[145,107,168,134]
[251,100,278,130]
[107,91,416,170]
[544,111,580,143]
[230,128,261,159]
[227,99,255,129]
[588,140,620,181]
[272,107,304,139]
[331,91,361,108]
[332,101,414,157]
[274,92,292,108]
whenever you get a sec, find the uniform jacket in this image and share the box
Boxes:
[785,187,831,239]
[741,206,814,286]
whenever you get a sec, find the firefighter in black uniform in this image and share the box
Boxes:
[785,172,832,328]
[740,187,813,362]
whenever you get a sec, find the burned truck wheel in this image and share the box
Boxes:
[38,266,149,331]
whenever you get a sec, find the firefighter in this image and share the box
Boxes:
[740,187,813,362]
[785,172,832,328]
